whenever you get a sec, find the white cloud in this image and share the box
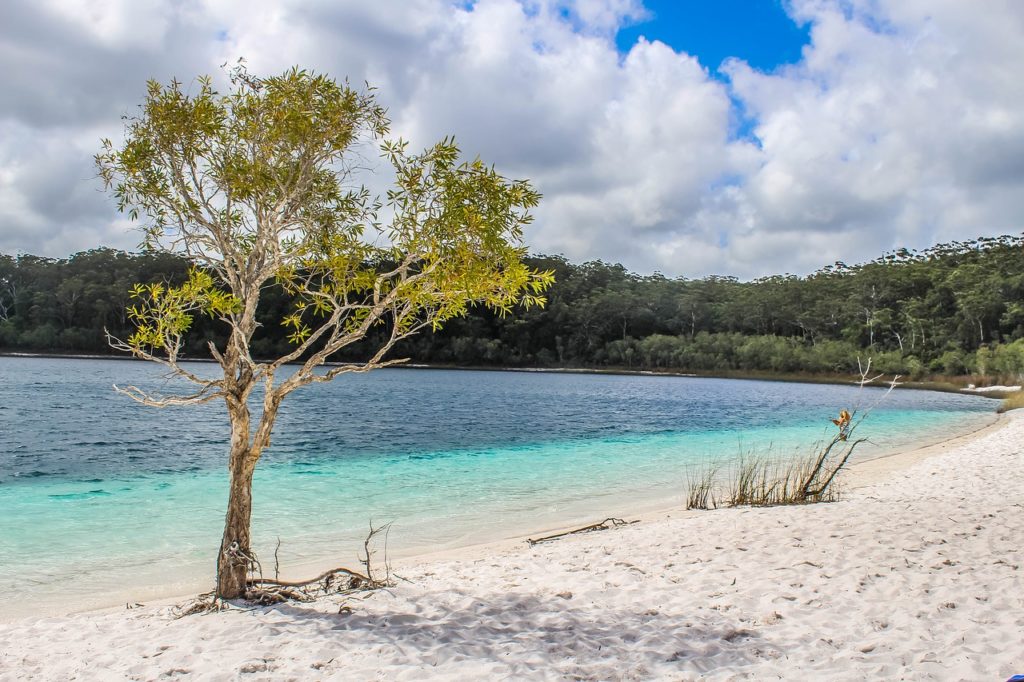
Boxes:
[35,0,178,49]
[0,0,1023,278]
[0,120,140,256]
[712,0,1024,274]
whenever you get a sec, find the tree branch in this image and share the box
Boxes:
[113,382,224,407]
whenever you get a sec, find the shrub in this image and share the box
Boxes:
[685,359,896,509]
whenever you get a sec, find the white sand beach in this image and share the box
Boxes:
[1,412,1022,681]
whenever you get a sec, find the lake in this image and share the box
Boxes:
[0,356,995,617]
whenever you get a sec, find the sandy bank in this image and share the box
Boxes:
[1,411,1021,680]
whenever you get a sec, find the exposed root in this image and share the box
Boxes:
[526,517,637,546]
[246,567,382,606]
[173,592,236,618]
[176,522,395,614]
[244,523,394,605]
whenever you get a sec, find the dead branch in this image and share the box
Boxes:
[358,521,392,585]
[106,327,215,388]
[526,517,637,546]
[112,382,224,408]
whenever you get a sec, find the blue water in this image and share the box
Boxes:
[0,357,995,617]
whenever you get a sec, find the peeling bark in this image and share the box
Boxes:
[217,449,255,599]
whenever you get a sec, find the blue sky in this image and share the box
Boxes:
[616,1,810,72]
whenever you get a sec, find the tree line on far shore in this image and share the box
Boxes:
[2,234,1023,382]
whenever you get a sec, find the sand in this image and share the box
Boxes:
[1,413,1022,681]
[962,384,1021,393]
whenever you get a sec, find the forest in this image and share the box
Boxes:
[2,235,1023,382]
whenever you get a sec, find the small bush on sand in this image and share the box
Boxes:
[997,390,1024,413]
[686,360,897,510]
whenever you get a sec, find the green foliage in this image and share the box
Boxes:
[2,235,1023,386]
[0,249,195,353]
[126,269,239,351]
[96,67,389,250]
[92,64,552,369]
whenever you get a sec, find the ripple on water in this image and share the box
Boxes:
[48,490,112,500]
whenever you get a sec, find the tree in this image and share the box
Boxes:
[96,65,553,599]
[0,254,16,322]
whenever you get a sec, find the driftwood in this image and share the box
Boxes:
[526,517,637,546]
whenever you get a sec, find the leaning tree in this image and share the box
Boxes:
[97,65,553,599]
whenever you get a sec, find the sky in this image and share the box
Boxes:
[1,0,1023,279]
[615,1,810,73]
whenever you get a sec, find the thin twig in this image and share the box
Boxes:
[526,518,636,546]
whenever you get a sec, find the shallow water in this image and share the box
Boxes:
[0,357,994,616]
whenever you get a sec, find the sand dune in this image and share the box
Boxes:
[1,413,1022,680]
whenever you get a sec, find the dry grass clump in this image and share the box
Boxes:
[997,390,1024,413]
[686,445,851,510]
[725,450,846,507]
[686,359,895,510]
[686,463,720,510]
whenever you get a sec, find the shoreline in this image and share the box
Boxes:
[0,350,1011,399]
[385,409,1010,571]
[3,407,1006,624]
[2,414,1020,679]
[843,409,1007,487]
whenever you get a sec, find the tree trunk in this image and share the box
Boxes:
[215,387,280,600]
[217,446,255,599]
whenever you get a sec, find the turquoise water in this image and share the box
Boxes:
[0,357,995,617]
